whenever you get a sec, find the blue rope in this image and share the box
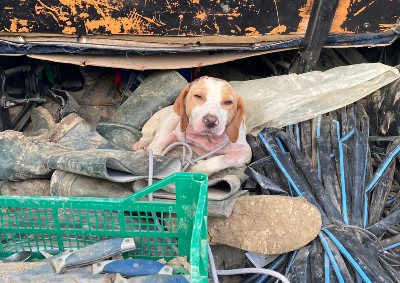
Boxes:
[365,144,400,193]
[384,242,400,251]
[364,143,400,227]
[319,233,345,283]
[338,129,355,224]
[257,254,288,283]
[323,229,372,283]
[285,251,298,277]
[258,133,305,199]
[324,252,330,283]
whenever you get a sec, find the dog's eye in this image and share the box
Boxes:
[194,94,203,100]
[224,100,233,105]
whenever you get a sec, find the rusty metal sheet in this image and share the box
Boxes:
[0,0,398,37]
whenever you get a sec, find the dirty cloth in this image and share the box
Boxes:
[135,166,247,197]
[133,167,248,217]
[132,188,248,218]
[234,63,400,134]
[0,131,180,182]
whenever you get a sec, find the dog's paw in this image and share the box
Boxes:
[132,141,147,152]
[188,160,215,176]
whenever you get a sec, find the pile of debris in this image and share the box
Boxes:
[238,100,400,282]
[0,56,399,283]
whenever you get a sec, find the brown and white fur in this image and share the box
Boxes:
[132,76,252,176]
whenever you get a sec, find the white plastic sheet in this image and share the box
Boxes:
[231,63,400,134]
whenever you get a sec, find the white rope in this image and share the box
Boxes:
[161,131,230,172]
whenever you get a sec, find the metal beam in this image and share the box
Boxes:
[290,0,340,74]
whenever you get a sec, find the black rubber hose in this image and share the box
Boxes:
[378,256,400,282]
[355,102,370,138]
[247,134,286,189]
[327,227,395,283]
[300,121,313,163]
[366,138,400,195]
[339,107,348,136]
[316,136,342,214]
[259,129,328,223]
[341,134,354,223]
[247,134,267,161]
[330,119,342,187]
[350,130,368,227]
[245,166,288,195]
[381,252,400,266]
[320,235,355,283]
[276,131,343,222]
[381,234,400,250]
[368,161,396,225]
[287,246,311,283]
[309,240,324,283]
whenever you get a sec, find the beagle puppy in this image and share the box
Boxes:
[132,76,252,176]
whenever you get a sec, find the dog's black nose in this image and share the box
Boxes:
[203,114,219,129]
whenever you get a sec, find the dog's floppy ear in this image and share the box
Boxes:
[226,96,244,143]
[173,84,190,132]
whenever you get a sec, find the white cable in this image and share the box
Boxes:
[162,142,194,167]
[182,132,187,165]
[147,149,178,252]
[148,149,154,200]
[181,139,230,171]
[161,132,230,172]
[216,268,290,283]
[208,244,220,283]
[208,244,288,283]
[192,139,230,161]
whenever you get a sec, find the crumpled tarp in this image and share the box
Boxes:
[232,63,400,134]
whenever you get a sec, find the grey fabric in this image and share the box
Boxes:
[96,71,187,149]
[132,181,248,217]
[207,167,248,200]
[0,131,180,182]
[134,166,247,199]
[133,166,248,217]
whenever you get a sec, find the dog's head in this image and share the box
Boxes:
[173,76,244,143]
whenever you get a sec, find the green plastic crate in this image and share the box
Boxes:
[0,172,208,282]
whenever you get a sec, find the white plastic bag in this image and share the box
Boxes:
[231,63,400,134]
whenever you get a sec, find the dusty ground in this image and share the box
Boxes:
[0,179,50,196]
[209,195,322,255]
